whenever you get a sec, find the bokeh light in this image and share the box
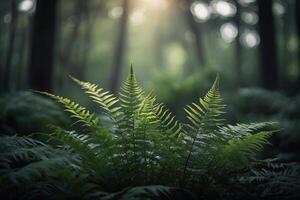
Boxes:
[18,0,35,13]
[212,0,236,17]
[241,30,260,48]
[190,1,211,22]
[109,6,123,19]
[220,22,238,43]
[241,12,258,25]
[273,2,285,15]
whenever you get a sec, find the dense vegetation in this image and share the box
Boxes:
[0,0,299,199]
[1,68,299,200]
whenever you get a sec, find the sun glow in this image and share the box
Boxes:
[220,23,238,43]
[190,1,211,22]
[212,0,236,17]
[18,0,35,13]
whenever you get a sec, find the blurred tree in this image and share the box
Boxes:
[78,0,93,80]
[233,0,242,87]
[280,0,294,92]
[3,0,18,92]
[257,0,278,90]
[28,0,57,92]
[296,0,300,89]
[16,22,28,90]
[184,0,205,67]
[110,0,130,93]
[57,0,83,87]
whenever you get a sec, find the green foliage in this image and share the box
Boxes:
[86,185,195,200]
[0,135,92,200]
[0,67,285,199]
[229,88,300,161]
[0,92,68,135]
[241,158,300,199]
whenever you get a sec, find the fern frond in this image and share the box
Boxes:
[120,94,160,183]
[241,159,300,198]
[39,92,100,131]
[216,131,273,171]
[50,128,102,165]
[118,65,144,134]
[153,102,184,138]
[0,136,78,186]
[70,76,121,125]
[184,75,225,133]
[217,122,277,141]
[181,76,226,185]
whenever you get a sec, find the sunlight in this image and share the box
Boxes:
[273,2,285,15]
[220,22,238,43]
[190,1,211,22]
[212,0,236,17]
[146,0,168,10]
[241,12,258,25]
[109,6,123,19]
[130,9,146,26]
[241,30,260,48]
[18,0,35,13]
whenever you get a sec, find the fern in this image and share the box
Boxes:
[0,136,79,187]
[241,158,300,199]
[215,131,273,172]
[181,75,226,185]
[184,75,225,133]
[1,67,285,200]
[70,76,121,127]
[117,65,144,135]
[39,92,100,131]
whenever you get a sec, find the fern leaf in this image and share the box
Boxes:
[184,75,225,133]
[70,76,121,124]
[0,136,78,186]
[217,122,277,142]
[217,131,273,171]
[153,102,184,138]
[39,92,100,131]
[118,65,144,134]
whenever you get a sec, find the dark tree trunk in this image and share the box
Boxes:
[16,25,28,90]
[233,0,242,88]
[257,0,278,90]
[296,0,300,89]
[281,1,292,90]
[184,0,205,67]
[28,0,57,92]
[110,0,130,93]
[79,3,93,80]
[57,0,83,87]
[3,0,18,91]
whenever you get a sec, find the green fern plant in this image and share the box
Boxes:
[1,66,281,199]
[241,158,300,199]
[45,67,275,186]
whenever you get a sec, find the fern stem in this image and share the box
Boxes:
[181,137,196,187]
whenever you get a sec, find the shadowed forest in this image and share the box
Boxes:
[0,0,300,199]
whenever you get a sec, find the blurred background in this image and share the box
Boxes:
[0,0,299,160]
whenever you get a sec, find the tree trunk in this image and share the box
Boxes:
[16,24,28,90]
[233,0,242,88]
[110,0,130,93]
[79,1,94,80]
[28,0,57,92]
[296,0,300,90]
[3,0,18,92]
[57,0,83,87]
[281,1,292,90]
[257,0,278,90]
[184,0,205,67]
